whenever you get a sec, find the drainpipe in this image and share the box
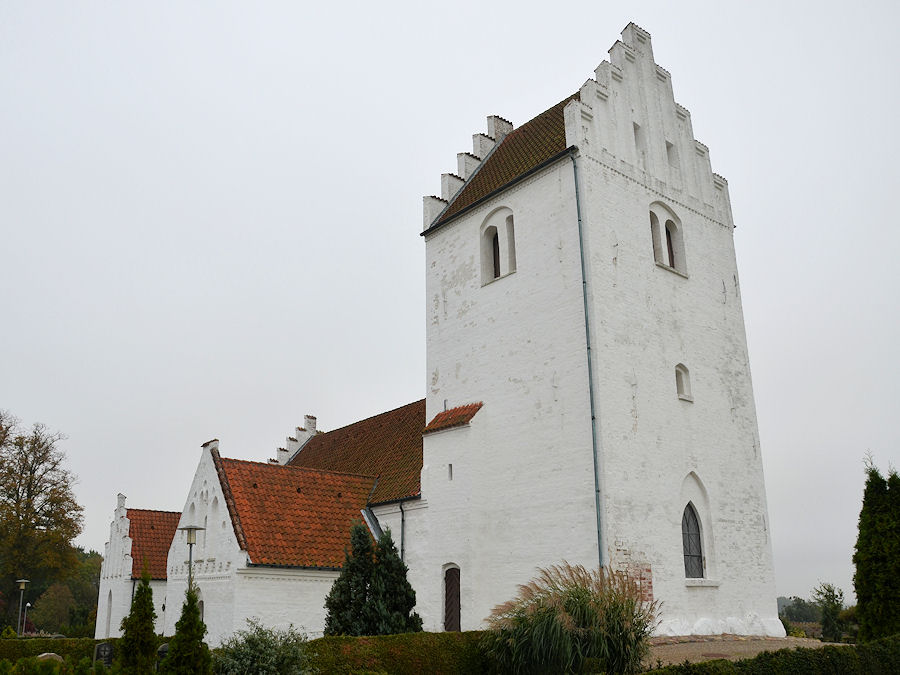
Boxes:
[399,500,405,561]
[570,151,608,568]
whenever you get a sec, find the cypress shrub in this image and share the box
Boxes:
[853,461,900,641]
[324,522,375,636]
[366,529,422,635]
[118,567,157,673]
[158,586,211,674]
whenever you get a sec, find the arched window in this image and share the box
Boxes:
[444,566,460,631]
[682,503,704,578]
[481,208,517,285]
[649,203,687,275]
[675,364,692,401]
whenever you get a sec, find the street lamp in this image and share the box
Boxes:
[178,525,205,589]
[22,603,31,636]
[16,579,28,636]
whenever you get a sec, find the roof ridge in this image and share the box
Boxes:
[126,508,181,516]
[219,455,378,482]
[312,398,425,437]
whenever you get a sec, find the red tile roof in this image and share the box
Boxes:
[288,400,425,505]
[428,93,579,230]
[214,453,376,568]
[126,509,180,580]
[423,402,483,434]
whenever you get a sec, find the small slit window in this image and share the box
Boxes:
[491,231,500,279]
[682,503,704,578]
[675,364,692,401]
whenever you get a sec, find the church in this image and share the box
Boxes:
[96,22,784,644]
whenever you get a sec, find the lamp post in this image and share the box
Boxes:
[178,525,204,589]
[15,579,28,636]
[22,603,31,636]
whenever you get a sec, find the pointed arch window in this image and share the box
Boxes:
[682,503,704,578]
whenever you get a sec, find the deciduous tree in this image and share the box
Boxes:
[0,411,83,627]
[812,582,844,642]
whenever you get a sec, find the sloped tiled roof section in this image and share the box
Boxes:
[126,509,181,580]
[289,400,425,505]
[218,457,375,568]
[423,402,483,434]
[430,93,579,229]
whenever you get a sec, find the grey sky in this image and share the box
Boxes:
[2,1,898,603]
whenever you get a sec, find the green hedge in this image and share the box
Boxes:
[307,631,490,675]
[650,635,900,675]
[0,640,98,663]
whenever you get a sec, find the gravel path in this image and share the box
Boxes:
[645,634,839,668]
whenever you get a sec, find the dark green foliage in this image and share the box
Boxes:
[307,631,489,675]
[853,461,900,641]
[213,618,313,674]
[117,568,157,673]
[158,586,210,675]
[480,563,658,674]
[779,596,821,624]
[650,634,900,674]
[324,523,423,637]
[812,582,844,643]
[366,529,422,635]
[0,638,97,662]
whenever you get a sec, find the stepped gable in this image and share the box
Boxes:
[126,509,180,579]
[429,93,579,230]
[215,455,375,568]
[288,399,425,505]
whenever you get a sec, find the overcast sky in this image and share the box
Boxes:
[2,1,898,603]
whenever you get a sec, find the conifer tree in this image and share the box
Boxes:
[118,566,157,674]
[159,585,211,674]
[367,528,422,634]
[324,521,374,636]
[853,460,900,641]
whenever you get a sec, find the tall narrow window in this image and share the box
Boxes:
[105,590,112,638]
[650,212,662,263]
[505,215,517,273]
[682,504,703,578]
[491,231,500,279]
[444,567,461,631]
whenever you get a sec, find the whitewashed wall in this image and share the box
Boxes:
[417,23,782,636]
[163,444,339,645]
[95,496,168,638]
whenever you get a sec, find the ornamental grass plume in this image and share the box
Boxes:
[481,562,658,674]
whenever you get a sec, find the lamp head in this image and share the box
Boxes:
[179,524,205,545]
[16,579,29,590]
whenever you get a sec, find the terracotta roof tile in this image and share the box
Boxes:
[217,456,375,568]
[423,402,483,434]
[289,400,425,504]
[429,93,579,229]
[126,509,180,580]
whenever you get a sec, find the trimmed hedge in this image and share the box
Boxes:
[307,631,490,675]
[0,639,98,662]
[650,635,900,674]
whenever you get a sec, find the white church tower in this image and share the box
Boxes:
[413,22,783,636]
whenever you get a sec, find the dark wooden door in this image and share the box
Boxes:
[444,567,460,631]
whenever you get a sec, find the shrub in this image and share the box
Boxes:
[158,586,211,675]
[480,562,658,674]
[213,619,313,675]
[0,628,14,640]
[118,567,157,673]
[308,631,488,675]
[812,582,844,642]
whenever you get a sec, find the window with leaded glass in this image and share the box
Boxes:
[682,503,703,578]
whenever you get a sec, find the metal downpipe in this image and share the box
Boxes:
[570,151,608,568]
